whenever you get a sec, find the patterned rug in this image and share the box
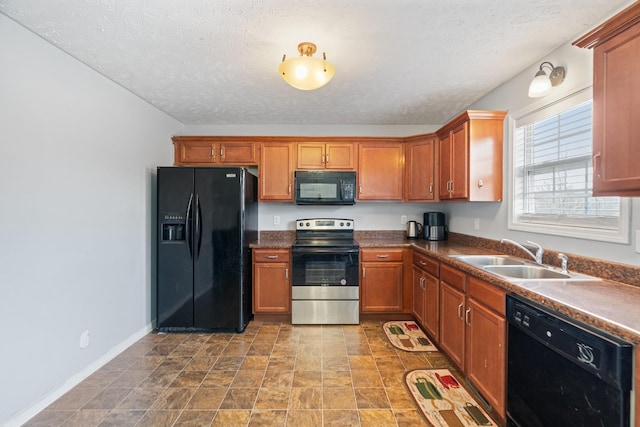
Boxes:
[382,321,437,352]
[404,369,497,426]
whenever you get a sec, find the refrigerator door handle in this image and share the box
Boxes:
[195,194,202,259]
[185,193,194,258]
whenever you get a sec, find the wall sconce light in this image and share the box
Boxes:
[528,61,566,97]
[279,42,335,90]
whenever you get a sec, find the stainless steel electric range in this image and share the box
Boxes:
[291,218,359,324]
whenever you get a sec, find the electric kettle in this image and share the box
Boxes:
[407,221,423,239]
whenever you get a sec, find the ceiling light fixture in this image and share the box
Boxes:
[279,42,335,90]
[528,61,566,97]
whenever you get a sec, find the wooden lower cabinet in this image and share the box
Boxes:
[434,263,506,423]
[412,251,440,340]
[439,280,466,368]
[252,249,291,314]
[360,249,404,312]
[466,297,506,420]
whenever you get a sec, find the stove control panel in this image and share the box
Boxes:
[296,218,354,230]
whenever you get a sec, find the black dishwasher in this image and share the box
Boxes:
[506,294,633,427]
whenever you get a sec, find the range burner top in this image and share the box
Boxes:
[292,218,358,249]
[292,238,358,249]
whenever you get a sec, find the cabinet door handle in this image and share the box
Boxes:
[465,308,471,326]
[288,184,291,194]
[285,268,289,280]
[457,302,464,320]
[420,277,426,290]
[377,254,389,258]
[362,267,366,278]
[429,183,433,194]
[325,154,329,164]
[450,180,454,193]
[220,147,225,159]
[359,184,363,194]
[593,152,602,178]
[419,260,427,266]
[266,255,279,259]
[211,147,215,160]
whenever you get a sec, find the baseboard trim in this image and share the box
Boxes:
[4,322,153,427]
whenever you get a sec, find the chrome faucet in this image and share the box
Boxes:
[500,239,545,264]
[558,253,569,273]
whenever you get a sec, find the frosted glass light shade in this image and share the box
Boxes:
[279,42,335,90]
[528,70,552,97]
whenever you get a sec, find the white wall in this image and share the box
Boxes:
[258,202,446,231]
[0,15,182,425]
[445,41,640,266]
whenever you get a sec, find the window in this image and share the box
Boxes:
[509,87,629,243]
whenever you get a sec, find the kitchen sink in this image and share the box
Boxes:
[451,255,526,267]
[451,254,601,282]
[483,265,600,281]
[484,265,571,279]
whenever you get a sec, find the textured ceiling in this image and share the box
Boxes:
[0,0,630,125]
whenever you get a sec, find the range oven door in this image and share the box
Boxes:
[291,247,359,287]
[291,246,359,324]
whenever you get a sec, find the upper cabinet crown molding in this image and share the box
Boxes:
[573,2,640,48]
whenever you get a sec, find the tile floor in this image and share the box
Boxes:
[25,320,459,426]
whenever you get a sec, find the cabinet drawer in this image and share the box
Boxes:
[412,252,439,277]
[253,249,290,263]
[467,276,505,315]
[440,263,466,291]
[361,249,404,262]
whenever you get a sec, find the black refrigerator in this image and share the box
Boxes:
[156,167,258,332]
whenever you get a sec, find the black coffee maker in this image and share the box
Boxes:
[423,212,446,241]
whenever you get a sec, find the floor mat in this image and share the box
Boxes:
[382,321,437,352]
[404,368,497,426]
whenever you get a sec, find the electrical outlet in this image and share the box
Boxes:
[401,215,408,225]
[474,218,480,230]
[79,330,90,349]
[273,215,280,225]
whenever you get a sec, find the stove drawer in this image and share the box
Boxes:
[292,300,359,324]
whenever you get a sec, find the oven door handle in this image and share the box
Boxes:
[291,247,359,254]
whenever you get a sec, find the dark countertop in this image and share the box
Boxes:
[251,232,640,344]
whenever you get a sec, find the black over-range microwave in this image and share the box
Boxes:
[294,171,356,205]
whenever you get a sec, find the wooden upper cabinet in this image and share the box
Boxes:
[574,3,640,196]
[259,142,294,201]
[172,136,257,166]
[405,134,438,202]
[436,110,506,201]
[358,140,404,200]
[297,142,355,170]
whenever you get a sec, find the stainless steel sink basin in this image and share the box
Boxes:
[451,255,526,267]
[483,265,601,281]
[483,265,571,279]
